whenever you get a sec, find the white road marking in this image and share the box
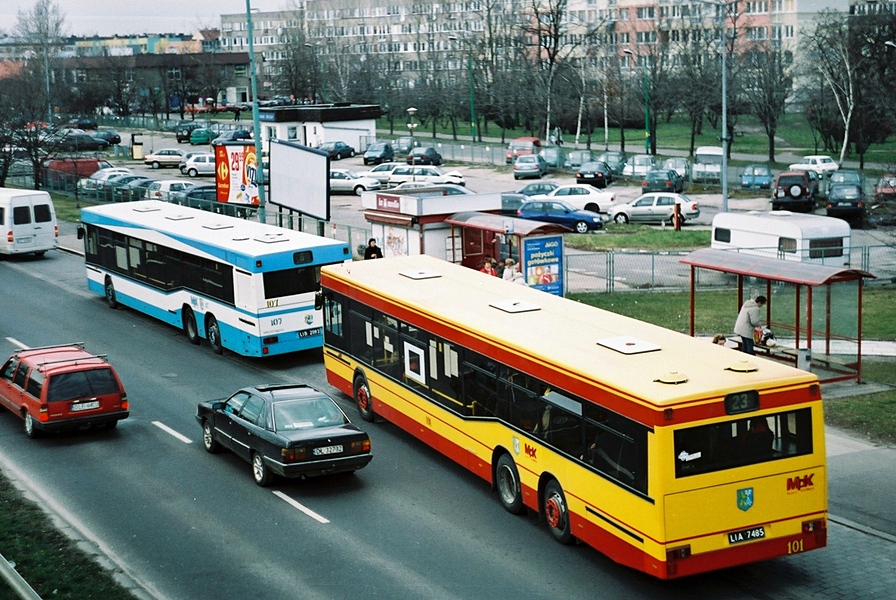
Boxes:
[273,491,330,523]
[151,421,193,444]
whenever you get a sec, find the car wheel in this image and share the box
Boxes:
[514,175,520,180]
[206,316,223,355]
[188,168,198,177]
[104,277,118,309]
[584,203,599,213]
[574,221,590,234]
[614,213,629,224]
[202,420,221,453]
[544,479,573,544]
[669,215,686,226]
[151,161,160,169]
[23,411,40,439]
[354,185,365,196]
[182,306,200,345]
[349,150,355,157]
[354,374,375,422]
[252,452,273,486]
[495,454,525,514]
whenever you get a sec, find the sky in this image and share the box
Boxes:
[2,1,288,37]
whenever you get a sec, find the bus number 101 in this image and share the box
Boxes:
[787,539,804,554]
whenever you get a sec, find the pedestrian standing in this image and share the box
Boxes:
[234,108,241,121]
[480,260,497,276]
[734,295,766,355]
[502,258,516,281]
[364,238,383,260]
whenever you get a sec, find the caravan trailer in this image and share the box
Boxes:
[711,211,851,265]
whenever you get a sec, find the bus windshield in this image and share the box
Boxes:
[673,407,813,477]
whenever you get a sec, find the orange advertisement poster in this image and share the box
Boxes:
[215,143,260,205]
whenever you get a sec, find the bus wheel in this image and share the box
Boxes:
[544,479,573,545]
[495,454,524,514]
[104,277,118,309]
[182,307,200,344]
[207,316,223,354]
[353,375,375,422]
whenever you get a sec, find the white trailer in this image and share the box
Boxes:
[711,210,851,265]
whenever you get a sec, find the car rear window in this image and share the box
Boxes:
[777,176,804,187]
[46,368,121,402]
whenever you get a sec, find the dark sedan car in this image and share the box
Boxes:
[112,177,155,202]
[500,181,560,214]
[576,161,613,188]
[49,133,109,152]
[319,141,356,160]
[825,183,865,222]
[92,129,121,145]
[641,169,684,193]
[197,383,372,486]
[517,200,603,233]
[407,146,443,166]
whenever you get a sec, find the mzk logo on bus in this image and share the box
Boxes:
[737,487,754,512]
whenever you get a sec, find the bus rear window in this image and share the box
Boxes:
[673,408,813,477]
[263,266,320,299]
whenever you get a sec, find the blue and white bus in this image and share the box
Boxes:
[79,201,350,357]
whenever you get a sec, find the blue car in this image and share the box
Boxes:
[740,164,773,189]
[517,200,603,234]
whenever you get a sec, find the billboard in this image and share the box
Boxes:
[215,143,260,206]
[268,139,330,221]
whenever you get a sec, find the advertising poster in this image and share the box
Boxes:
[215,143,260,206]
[522,235,564,296]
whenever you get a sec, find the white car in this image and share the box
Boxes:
[144,148,186,169]
[621,154,656,178]
[529,184,616,213]
[387,165,465,187]
[607,193,700,225]
[329,168,381,195]
[181,153,216,177]
[358,162,404,184]
[144,179,197,201]
[76,168,134,192]
[788,155,839,176]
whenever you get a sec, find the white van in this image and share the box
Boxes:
[691,146,723,183]
[0,188,58,256]
[711,211,851,265]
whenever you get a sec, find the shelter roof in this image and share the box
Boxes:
[446,211,571,235]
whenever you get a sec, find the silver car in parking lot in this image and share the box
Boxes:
[606,192,700,225]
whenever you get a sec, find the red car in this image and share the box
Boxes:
[875,174,896,203]
[0,343,129,438]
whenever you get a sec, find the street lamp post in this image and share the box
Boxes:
[449,35,477,161]
[245,0,266,222]
[623,49,650,155]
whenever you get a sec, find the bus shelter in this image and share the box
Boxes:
[681,248,875,383]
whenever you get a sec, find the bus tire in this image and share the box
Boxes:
[495,454,524,515]
[104,277,118,309]
[206,315,223,354]
[353,375,375,422]
[544,479,573,545]
[183,306,200,345]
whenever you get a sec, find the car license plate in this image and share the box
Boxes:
[838,202,851,206]
[727,526,765,544]
[313,445,343,456]
[71,400,100,412]
[299,327,322,339]
[583,172,594,177]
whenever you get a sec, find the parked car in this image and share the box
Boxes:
[597,151,627,176]
[175,122,202,143]
[0,343,129,438]
[171,183,217,207]
[529,184,616,213]
[513,154,548,179]
[740,164,773,189]
[690,146,724,183]
[66,118,98,130]
[772,171,817,212]
[96,173,149,199]
[621,154,656,178]
[505,137,542,164]
[144,148,186,169]
[387,165,465,187]
[564,150,594,170]
[92,130,121,146]
[642,169,684,193]
[358,162,403,184]
[212,129,252,145]
[500,181,561,214]
[113,177,155,202]
[319,141,356,160]
[406,146,443,166]
[144,179,197,201]
[517,200,603,233]
[182,153,216,177]
[329,168,382,195]
[189,128,216,145]
[874,174,896,202]
[825,184,865,221]
[788,155,839,177]
[393,136,421,155]
[539,146,566,170]
[196,383,372,486]
[607,193,701,225]
[47,131,109,152]
[363,142,394,165]
[662,157,691,181]
[575,161,613,188]
[829,169,863,187]
[76,167,134,194]
[391,182,473,195]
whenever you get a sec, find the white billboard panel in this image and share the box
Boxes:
[268,139,330,221]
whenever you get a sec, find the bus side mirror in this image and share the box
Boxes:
[77,226,85,240]
[314,290,323,311]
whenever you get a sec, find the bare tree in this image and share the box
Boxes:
[16,0,67,124]
[741,42,793,161]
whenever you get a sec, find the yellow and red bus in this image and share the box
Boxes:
[318,254,826,579]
